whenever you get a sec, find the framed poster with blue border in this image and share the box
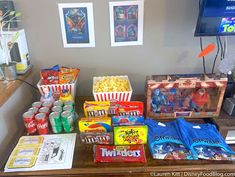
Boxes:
[109,0,144,47]
[58,3,95,48]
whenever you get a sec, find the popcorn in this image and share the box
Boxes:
[94,77,130,93]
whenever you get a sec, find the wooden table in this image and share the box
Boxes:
[0,97,235,177]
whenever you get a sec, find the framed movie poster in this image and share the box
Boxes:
[58,3,95,48]
[109,0,144,47]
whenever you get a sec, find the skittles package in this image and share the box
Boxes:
[145,119,194,160]
[176,118,235,161]
[84,101,110,117]
[94,145,146,163]
[112,116,144,126]
[79,117,111,133]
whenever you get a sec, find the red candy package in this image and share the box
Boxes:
[40,65,59,85]
[116,101,144,116]
[94,145,146,163]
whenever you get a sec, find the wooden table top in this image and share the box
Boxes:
[0,68,32,107]
[0,96,235,177]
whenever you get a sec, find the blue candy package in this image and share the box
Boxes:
[176,118,235,160]
[112,116,144,126]
[145,119,194,160]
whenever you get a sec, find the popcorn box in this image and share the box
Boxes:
[37,76,78,99]
[93,75,133,101]
[114,125,148,145]
[146,74,227,119]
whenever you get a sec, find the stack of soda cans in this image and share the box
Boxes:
[49,100,75,133]
[23,100,76,135]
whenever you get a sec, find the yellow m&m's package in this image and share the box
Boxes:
[114,125,148,145]
[84,101,110,117]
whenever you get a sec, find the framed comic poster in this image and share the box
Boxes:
[109,0,144,47]
[58,3,95,48]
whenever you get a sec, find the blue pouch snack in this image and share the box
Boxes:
[176,118,235,160]
[145,119,194,160]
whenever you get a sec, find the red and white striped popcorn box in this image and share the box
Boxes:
[93,75,133,101]
[37,77,78,99]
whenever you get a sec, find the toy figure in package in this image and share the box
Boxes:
[146,74,227,118]
[145,119,194,160]
[176,118,235,161]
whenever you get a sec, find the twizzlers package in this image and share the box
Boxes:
[94,145,146,163]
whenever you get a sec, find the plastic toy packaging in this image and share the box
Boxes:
[94,145,146,163]
[145,119,194,160]
[59,67,79,84]
[40,65,60,85]
[83,101,110,117]
[176,118,235,161]
[114,126,147,145]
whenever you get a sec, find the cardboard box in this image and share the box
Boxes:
[146,74,227,119]
[2,29,30,73]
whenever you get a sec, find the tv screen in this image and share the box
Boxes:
[195,0,235,36]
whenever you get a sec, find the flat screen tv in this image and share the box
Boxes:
[195,0,235,36]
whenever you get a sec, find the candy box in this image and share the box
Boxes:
[94,145,146,163]
[112,116,145,126]
[115,101,144,116]
[114,125,148,145]
[146,74,227,119]
[93,76,133,101]
[80,132,113,144]
[83,101,110,117]
[78,117,111,133]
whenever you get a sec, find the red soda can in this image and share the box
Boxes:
[23,111,37,134]
[32,101,42,108]
[42,101,53,109]
[35,113,48,135]
[28,107,38,115]
[39,107,50,117]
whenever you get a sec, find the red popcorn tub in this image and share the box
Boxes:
[93,75,133,101]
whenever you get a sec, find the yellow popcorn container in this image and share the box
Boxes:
[93,75,133,101]
[114,125,148,145]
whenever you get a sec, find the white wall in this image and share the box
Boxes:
[14,0,235,96]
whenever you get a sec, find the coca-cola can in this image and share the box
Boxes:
[39,107,50,117]
[23,111,37,134]
[32,101,42,108]
[35,113,49,135]
[42,101,53,108]
[28,107,38,115]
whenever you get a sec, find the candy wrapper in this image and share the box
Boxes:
[80,132,113,144]
[112,116,145,126]
[84,101,110,117]
[40,65,60,85]
[59,67,79,84]
[114,125,148,145]
[79,117,111,133]
[116,101,144,116]
[94,145,146,163]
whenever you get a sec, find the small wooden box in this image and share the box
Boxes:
[146,74,227,119]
